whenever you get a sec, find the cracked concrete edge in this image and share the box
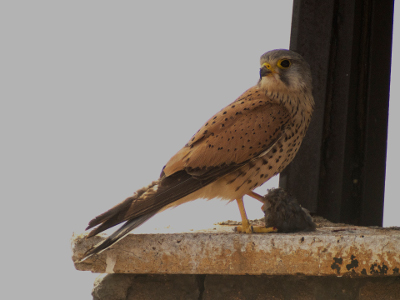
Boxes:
[71,227,400,276]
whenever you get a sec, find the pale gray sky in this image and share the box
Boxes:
[1,1,397,299]
[384,1,400,228]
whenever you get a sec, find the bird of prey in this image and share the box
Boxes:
[82,49,314,260]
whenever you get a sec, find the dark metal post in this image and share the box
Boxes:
[280,0,394,226]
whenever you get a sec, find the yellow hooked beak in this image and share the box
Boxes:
[260,62,276,78]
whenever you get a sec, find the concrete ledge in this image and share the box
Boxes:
[72,226,400,277]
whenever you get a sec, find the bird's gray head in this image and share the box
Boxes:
[258,49,312,93]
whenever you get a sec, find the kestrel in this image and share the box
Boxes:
[82,49,314,260]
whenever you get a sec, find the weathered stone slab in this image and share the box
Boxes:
[91,274,400,300]
[92,274,200,300]
[202,275,400,300]
[72,226,400,276]
[92,274,135,300]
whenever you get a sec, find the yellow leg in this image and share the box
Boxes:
[236,197,252,233]
[235,197,277,233]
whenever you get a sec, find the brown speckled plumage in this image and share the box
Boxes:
[81,49,314,260]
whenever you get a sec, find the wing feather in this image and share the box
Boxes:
[163,86,290,176]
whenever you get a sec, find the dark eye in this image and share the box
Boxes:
[278,59,291,69]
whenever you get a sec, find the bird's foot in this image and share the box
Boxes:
[235,225,277,233]
[235,217,253,233]
[235,225,253,233]
[252,226,277,233]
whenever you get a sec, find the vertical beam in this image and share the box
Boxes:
[359,1,393,225]
[280,0,336,213]
[281,0,393,226]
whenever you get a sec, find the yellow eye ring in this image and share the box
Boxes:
[277,59,291,69]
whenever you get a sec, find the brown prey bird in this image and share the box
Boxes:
[82,49,314,261]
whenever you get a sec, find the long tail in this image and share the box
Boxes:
[81,211,158,261]
[80,161,244,261]
[85,181,161,238]
[80,169,220,261]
